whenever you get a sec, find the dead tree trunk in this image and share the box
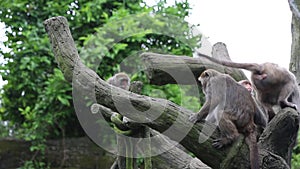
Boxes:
[43,16,297,169]
[289,0,300,83]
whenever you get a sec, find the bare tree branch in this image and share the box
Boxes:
[141,52,247,85]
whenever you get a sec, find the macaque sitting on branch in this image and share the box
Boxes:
[189,69,260,169]
[107,72,131,91]
[197,52,300,121]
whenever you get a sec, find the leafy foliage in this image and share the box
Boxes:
[0,0,201,167]
[292,133,300,169]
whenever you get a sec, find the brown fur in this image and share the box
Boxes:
[107,72,131,90]
[198,53,300,121]
[239,80,268,136]
[189,69,259,169]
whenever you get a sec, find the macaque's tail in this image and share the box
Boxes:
[246,130,260,169]
[197,52,262,73]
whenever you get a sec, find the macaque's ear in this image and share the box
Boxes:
[200,70,209,79]
[203,71,210,77]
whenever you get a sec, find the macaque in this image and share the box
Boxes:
[239,80,268,133]
[129,81,143,94]
[189,69,259,169]
[239,80,254,94]
[198,53,300,119]
[107,72,131,129]
[107,72,131,90]
[107,72,131,168]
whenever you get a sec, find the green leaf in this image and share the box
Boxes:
[57,95,70,106]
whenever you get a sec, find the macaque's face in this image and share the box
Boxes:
[238,80,253,93]
[243,83,252,92]
[119,79,129,90]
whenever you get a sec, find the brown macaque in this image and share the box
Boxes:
[189,69,259,169]
[198,53,300,120]
[239,80,268,134]
[107,72,131,90]
[129,81,143,94]
[239,80,254,94]
[107,72,131,169]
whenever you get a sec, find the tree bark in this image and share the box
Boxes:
[43,16,295,169]
[94,103,210,169]
[142,38,247,86]
[141,51,247,85]
[289,0,300,83]
[260,108,299,166]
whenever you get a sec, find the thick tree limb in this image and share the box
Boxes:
[289,0,300,83]
[93,104,210,169]
[44,16,293,169]
[259,108,299,166]
[141,41,247,86]
[141,52,247,85]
